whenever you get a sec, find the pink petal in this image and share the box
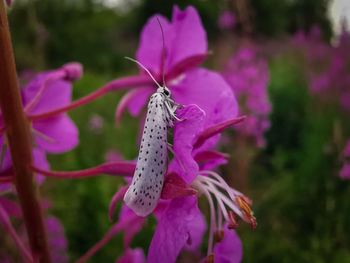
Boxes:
[161,173,197,200]
[119,205,145,248]
[33,115,78,153]
[24,72,72,115]
[127,87,154,116]
[165,53,209,82]
[194,151,229,171]
[193,116,246,150]
[147,196,205,263]
[171,104,205,184]
[136,6,207,77]
[167,6,207,69]
[214,224,242,263]
[136,15,171,77]
[172,68,238,131]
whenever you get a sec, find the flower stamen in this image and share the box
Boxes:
[228,210,238,229]
[236,196,256,229]
[193,170,256,259]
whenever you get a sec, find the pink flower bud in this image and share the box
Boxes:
[62,62,83,81]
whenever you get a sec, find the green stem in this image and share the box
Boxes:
[0,1,51,262]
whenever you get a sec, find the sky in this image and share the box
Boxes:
[328,0,350,37]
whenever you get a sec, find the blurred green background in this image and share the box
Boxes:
[4,0,350,262]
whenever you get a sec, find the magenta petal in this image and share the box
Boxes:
[167,6,207,69]
[33,115,78,153]
[161,173,197,200]
[193,116,245,150]
[119,205,145,248]
[172,68,238,130]
[136,15,171,76]
[184,206,206,251]
[166,53,209,82]
[24,72,72,115]
[171,104,205,184]
[194,151,229,171]
[147,196,204,263]
[214,224,242,263]
[128,87,154,116]
[117,89,150,124]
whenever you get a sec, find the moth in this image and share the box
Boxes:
[123,18,183,217]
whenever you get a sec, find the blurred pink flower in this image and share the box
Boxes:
[105,150,123,162]
[222,47,271,147]
[88,114,104,134]
[45,216,69,263]
[218,11,235,30]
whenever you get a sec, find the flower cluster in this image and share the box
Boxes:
[222,47,271,147]
[107,6,255,263]
[0,5,256,263]
[294,26,350,112]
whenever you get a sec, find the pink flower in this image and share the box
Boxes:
[0,63,81,191]
[117,6,238,130]
[88,114,104,134]
[45,216,69,263]
[222,47,271,147]
[107,106,252,263]
[218,11,235,30]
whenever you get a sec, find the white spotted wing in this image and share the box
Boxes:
[123,92,170,217]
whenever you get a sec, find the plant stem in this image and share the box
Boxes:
[0,2,52,262]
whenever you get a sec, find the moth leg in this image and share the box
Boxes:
[164,101,186,122]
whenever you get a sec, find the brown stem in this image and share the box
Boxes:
[0,2,52,262]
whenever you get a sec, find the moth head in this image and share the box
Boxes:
[157,86,171,98]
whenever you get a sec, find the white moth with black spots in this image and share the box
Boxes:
[124,85,181,217]
[123,18,184,216]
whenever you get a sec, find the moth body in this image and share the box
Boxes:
[124,90,174,216]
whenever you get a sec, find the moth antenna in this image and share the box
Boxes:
[156,16,166,87]
[125,56,162,89]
